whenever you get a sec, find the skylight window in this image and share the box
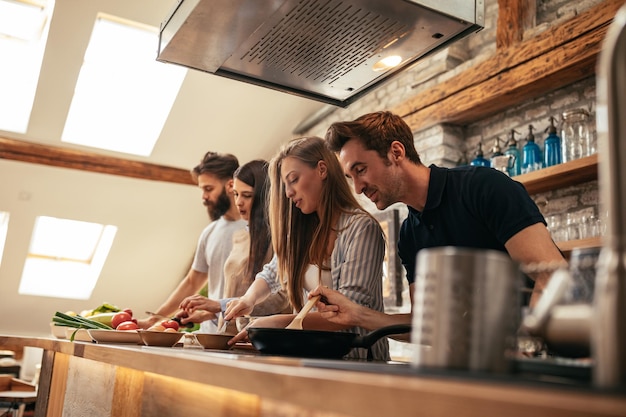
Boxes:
[0,0,53,133]
[19,216,117,300]
[62,14,186,156]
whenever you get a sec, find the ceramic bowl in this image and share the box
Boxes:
[194,333,232,350]
[50,323,67,339]
[137,330,183,347]
[65,328,93,342]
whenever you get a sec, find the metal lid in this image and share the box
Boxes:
[562,108,590,120]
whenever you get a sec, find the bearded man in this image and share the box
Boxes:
[137,152,245,332]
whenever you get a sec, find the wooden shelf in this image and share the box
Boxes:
[393,0,623,134]
[515,154,598,194]
[513,155,600,255]
[557,236,601,257]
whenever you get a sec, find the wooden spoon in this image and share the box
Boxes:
[285,295,320,330]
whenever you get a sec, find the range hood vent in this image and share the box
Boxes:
[157,0,484,107]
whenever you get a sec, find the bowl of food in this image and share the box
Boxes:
[65,327,93,342]
[50,322,67,339]
[137,330,183,347]
[194,333,232,350]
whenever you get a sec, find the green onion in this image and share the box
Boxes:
[52,311,113,330]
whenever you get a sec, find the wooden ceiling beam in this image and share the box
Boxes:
[496,0,535,49]
[0,136,195,185]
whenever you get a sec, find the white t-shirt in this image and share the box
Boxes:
[191,216,246,333]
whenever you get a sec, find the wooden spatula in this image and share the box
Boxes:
[285,295,320,330]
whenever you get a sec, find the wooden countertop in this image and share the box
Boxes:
[1,334,625,417]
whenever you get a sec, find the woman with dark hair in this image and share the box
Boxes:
[179,160,290,331]
[224,137,388,361]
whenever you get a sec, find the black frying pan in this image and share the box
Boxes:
[247,324,411,360]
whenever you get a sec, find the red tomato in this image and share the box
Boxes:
[160,320,179,331]
[116,321,139,331]
[123,308,133,317]
[111,312,132,329]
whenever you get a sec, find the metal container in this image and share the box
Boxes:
[593,1,626,388]
[411,247,521,373]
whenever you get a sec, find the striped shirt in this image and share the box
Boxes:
[257,210,388,361]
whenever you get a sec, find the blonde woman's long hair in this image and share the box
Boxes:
[268,136,369,310]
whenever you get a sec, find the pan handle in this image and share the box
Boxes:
[352,324,412,360]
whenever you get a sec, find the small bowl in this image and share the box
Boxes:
[182,333,201,349]
[65,328,93,342]
[194,333,232,350]
[50,323,67,339]
[137,330,183,347]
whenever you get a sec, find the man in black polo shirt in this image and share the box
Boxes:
[310,111,565,330]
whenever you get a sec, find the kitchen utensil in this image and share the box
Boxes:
[216,311,229,334]
[411,247,521,373]
[522,249,598,359]
[285,295,320,330]
[145,311,194,328]
[49,323,67,339]
[137,330,183,347]
[88,329,142,344]
[593,2,626,387]
[194,333,233,350]
[65,328,93,342]
[247,324,410,360]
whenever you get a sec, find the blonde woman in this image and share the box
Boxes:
[225,137,388,360]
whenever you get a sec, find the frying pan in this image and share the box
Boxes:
[247,324,411,360]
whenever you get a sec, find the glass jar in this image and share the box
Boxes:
[561,109,593,162]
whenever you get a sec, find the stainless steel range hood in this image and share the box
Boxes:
[157,0,484,107]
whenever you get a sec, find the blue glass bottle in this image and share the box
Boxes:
[504,129,521,177]
[522,124,543,174]
[543,116,562,167]
[470,142,490,167]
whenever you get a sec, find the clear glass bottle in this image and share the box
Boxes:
[504,129,521,176]
[561,108,591,162]
[543,116,562,167]
[489,137,503,167]
[522,124,543,174]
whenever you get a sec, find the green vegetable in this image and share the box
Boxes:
[90,302,121,315]
[52,311,113,330]
[87,312,117,327]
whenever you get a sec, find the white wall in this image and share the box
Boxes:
[0,159,208,336]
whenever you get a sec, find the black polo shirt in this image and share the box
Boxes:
[398,165,546,284]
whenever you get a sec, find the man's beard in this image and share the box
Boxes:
[205,187,231,220]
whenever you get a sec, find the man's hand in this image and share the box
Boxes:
[136,315,162,330]
[177,308,216,325]
[179,294,221,314]
[309,286,363,328]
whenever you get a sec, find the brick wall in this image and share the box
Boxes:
[303,0,605,338]
[305,0,602,222]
